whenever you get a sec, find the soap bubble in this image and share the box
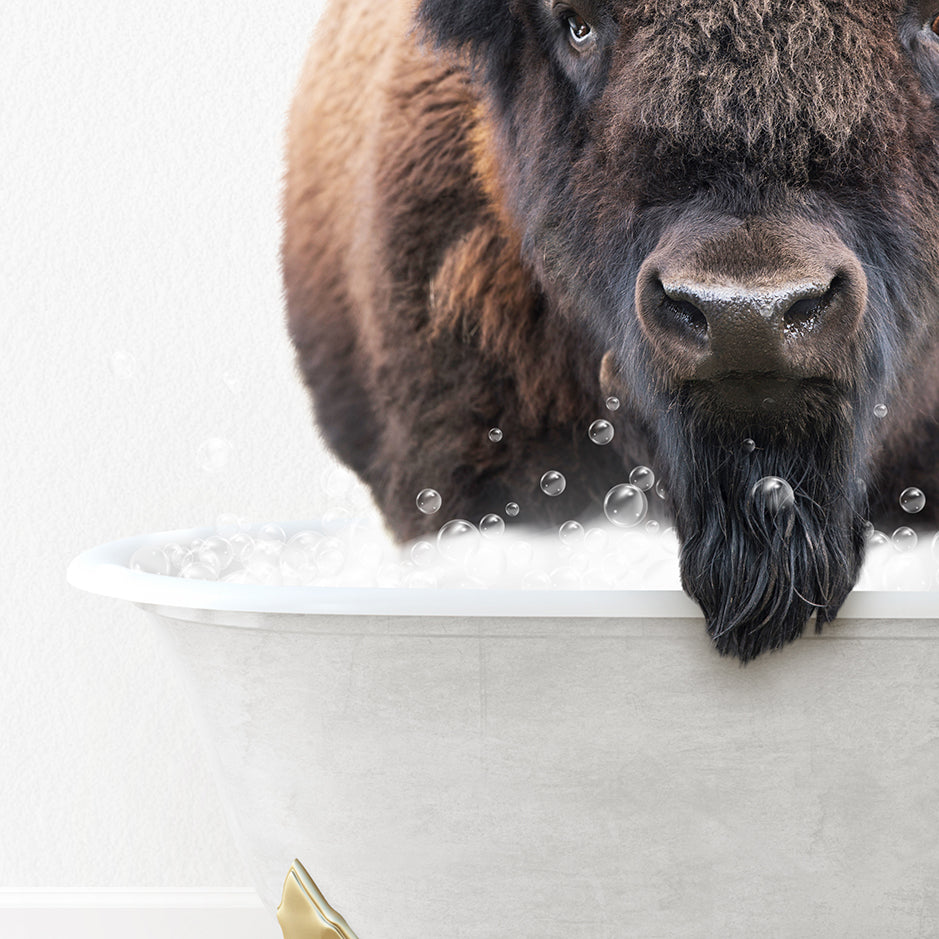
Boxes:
[550,566,583,588]
[522,570,552,589]
[750,476,795,515]
[404,569,438,589]
[179,561,218,581]
[436,519,480,563]
[603,483,648,528]
[654,480,667,500]
[257,523,286,544]
[899,487,926,514]
[891,527,918,553]
[558,520,585,546]
[605,396,620,411]
[866,529,889,548]
[229,532,255,563]
[540,470,566,497]
[645,520,660,535]
[874,403,887,418]
[505,502,520,517]
[479,513,505,538]
[198,437,232,474]
[466,543,507,582]
[506,540,534,571]
[588,420,614,445]
[245,539,283,582]
[410,540,436,567]
[629,466,655,492]
[198,535,234,573]
[488,427,503,443]
[416,488,442,515]
[162,542,187,573]
[741,438,756,454]
[129,546,170,575]
[584,527,609,554]
[280,532,321,582]
[314,537,346,577]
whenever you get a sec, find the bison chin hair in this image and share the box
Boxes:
[660,400,868,662]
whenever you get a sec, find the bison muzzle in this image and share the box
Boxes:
[283,0,939,660]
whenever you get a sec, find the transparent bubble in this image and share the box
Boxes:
[762,397,775,410]
[488,427,503,443]
[129,546,170,575]
[314,536,346,577]
[229,532,255,563]
[660,528,679,555]
[198,535,234,573]
[162,542,187,573]
[257,523,286,543]
[588,420,615,445]
[109,348,136,379]
[603,483,648,528]
[558,520,585,546]
[629,466,655,492]
[410,540,436,568]
[506,540,534,571]
[750,476,795,515]
[550,566,583,588]
[198,437,232,474]
[866,529,889,548]
[645,520,660,535]
[540,470,566,497]
[280,533,320,582]
[466,543,507,583]
[584,528,609,554]
[416,488,442,515]
[899,487,926,514]
[741,438,756,454]
[479,513,505,538]
[505,502,520,517]
[892,526,918,553]
[874,403,887,419]
[522,570,552,589]
[605,396,620,411]
[436,519,481,563]
[405,569,438,589]
[654,480,667,500]
[179,561,218,581]
[245,539,283,581]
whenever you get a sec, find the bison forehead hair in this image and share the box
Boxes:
[284,0,939,660]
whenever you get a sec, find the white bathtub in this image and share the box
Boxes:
[69,523,939,938]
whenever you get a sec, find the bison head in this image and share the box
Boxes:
[417,0,939,658]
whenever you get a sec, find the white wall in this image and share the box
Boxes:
[1,0,376,900]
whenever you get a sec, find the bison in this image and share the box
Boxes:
[283,0,939,660]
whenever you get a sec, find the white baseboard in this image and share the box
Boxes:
[0,891,282,939]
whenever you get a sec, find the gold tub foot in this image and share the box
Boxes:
[277,859,360,939]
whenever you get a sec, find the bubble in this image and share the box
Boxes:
[583,528,609,554]
[750,476,795,515]
[129,546,170,575]
[280,532,321,582]
[416,488,442,515]
[404,569,438,589]
[488,427,503,443]
[645,520,660,535]
[874,403,887,418]
[654,480,667,500]
[198,437,232,474]
[257,523,287,544]
[436,519,481,563]
[550,566,583,588]
[229,532,255,563]
[505,502,520,517]
[410,540,436,567]
[558,520,585,546]
[314,536,346,577]
[603,483,648,528]
[179,561,218,581]
[198,535,234,573]
[899,487,926,514]
[629,466,655,492]
[506,540,534,571]
[605,395,621,411]
[741,438,756,454]
[245,539,283,581]
[466,543,507,582]
[588,419,615,445]
[866,529,889,548]
[762,397,775,410]
[540,471,566,497]
[522,570,552,589]
[891,526,918,553]
[479,513,505,538]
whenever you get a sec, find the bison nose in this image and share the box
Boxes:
[635,221,867,385]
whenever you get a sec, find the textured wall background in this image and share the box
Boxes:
[0,0,382,888]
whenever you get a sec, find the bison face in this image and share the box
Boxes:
[417,0,939,658]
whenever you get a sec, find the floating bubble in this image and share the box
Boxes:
[466,543,507,582]
[558,520,585,546]
[198,437,232,474]
[410,540,436,567]
[179,561,218,581]
[505,502,520,517]
[603,483,648,528]
[479,513,505,538]
[762,397,775,410]
[741,438,756,454]
[605,395,621,411]
[588,420,614,445]
[129,546,170,575]
[521,570,552,589]
[654,480,667,500]
[874,403,887,419]
[436,519,481,563]
[899,487,926,514]
[629,466,655,492]
[550,566,583,588]
[645,520,660,535]
[540,470,566,497]
[416,488,442,514]
[488,427,503,443]
[584,528,609,554]
[198,535,234,573]
[404,569,438,589]
[257,523,287,544]
[866,529,889,548]
[891,526,918,553]
[314,536,346,577]
[229,532,255,563]
[750,476,795,515]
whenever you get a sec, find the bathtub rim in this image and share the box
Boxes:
[67,523,939,622]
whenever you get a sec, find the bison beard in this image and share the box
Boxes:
[660,397,868,661]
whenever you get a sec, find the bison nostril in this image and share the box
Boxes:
[657,280,709,338]
[783,276,841,330]
[667,297,708,334]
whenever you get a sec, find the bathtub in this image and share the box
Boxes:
[69,522,939,938]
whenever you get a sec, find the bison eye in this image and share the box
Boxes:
[565,11,594,47]
[933,12,939,34]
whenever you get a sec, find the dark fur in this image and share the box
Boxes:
[283,0,939,660]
